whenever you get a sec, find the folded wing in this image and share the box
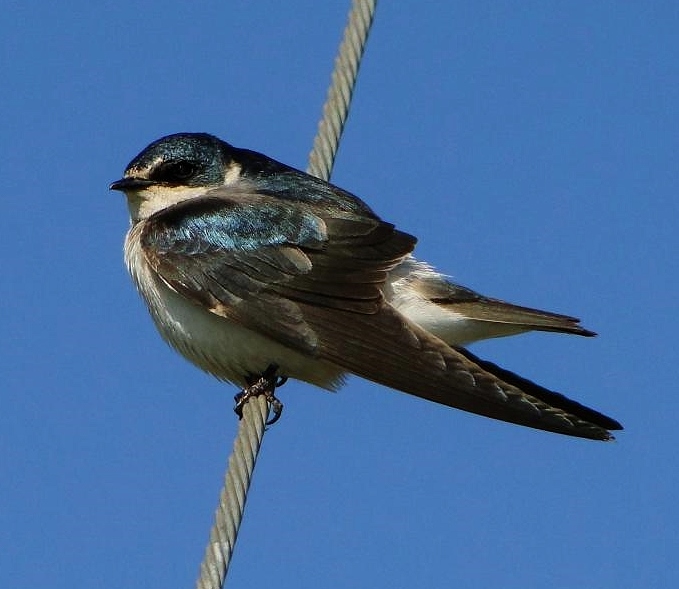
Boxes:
[141,190,620,440]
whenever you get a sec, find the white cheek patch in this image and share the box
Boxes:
[223,162,242,186]
[126,185,210,222]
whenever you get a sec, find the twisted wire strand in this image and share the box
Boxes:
[194,1,377,587]
[195,395,268,589]
[307,0,378,181]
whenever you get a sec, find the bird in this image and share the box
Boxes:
[110,132,621,441]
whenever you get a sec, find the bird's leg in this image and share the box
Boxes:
[234,363,287,426]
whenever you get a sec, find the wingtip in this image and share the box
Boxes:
[566,415,622,441]
[601,427,621,442]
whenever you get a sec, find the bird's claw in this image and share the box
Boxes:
[234,364,286,426]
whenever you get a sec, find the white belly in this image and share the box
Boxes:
[124,225,344,390]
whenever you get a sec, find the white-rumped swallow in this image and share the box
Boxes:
[110,133,621,440]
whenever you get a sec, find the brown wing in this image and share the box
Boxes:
[141,194,620,440]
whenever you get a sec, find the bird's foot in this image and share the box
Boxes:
[234,363,287,426]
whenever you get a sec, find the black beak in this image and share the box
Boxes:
[109,177,155,191]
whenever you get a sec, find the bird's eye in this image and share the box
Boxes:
[151,160,198,183]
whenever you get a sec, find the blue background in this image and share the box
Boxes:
[2,2,677,587]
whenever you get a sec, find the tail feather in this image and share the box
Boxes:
[440,297,596,337]
[387,260,596,344]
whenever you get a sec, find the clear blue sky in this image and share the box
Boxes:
[2,2,677,587]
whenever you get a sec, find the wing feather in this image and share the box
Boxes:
[139,193,619,440]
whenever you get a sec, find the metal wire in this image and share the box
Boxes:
[307,0,378,181]
[194,1,378,586]
[195,395,269,589]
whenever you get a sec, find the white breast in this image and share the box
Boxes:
[123,223,344,390]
